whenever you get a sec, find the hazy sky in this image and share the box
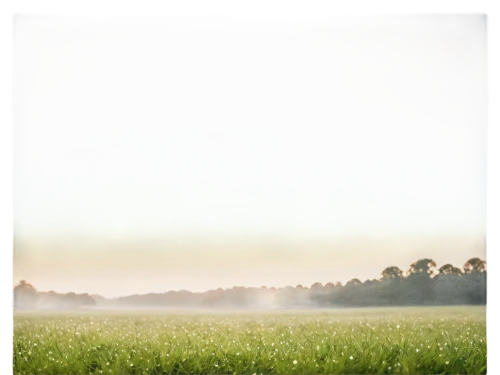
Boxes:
[13,15,486,297]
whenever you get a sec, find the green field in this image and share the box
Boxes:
[13,306,486,375]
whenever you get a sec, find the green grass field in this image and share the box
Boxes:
[13,306,486,375]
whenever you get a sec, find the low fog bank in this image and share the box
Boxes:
[13,305,487,320]
[14,258,486,311]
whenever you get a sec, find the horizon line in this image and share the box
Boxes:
[14,255,486,299]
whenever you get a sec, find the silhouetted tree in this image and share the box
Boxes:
[435,264,462,302]
[381,266,404,280]
[457,258,486,305]
[345,279,361,287]
[464,258,488,277]
[14,280,38,310]
[408,259,437,277]
[12,280,95,309]
[377,266,404,305]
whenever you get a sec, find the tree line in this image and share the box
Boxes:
[308,258,486,307]
[13,257,486,310]
[10,280,96,309]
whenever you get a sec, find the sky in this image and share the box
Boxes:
[13,15,487,297]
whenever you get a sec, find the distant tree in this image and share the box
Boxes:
[346,278,361,286]
[64,292,78,307]
[349,279,382,306]
[460,259,487,304]
[334,281,342,287]
[203,287,258,307]
[77,293,96,306]
[435,264,462,302]
[381,266,404,280]
[404,259,438,304]
[91,294,106,305]
[14,280,38,310]
[380,266,404,304]
[325,282,335,289]
[407,259,437,277]
[37,290,59,309]
[311,283,323,291]
[464,258,488,277]
[438,263,462,277]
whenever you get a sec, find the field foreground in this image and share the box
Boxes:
[14,306,486,375]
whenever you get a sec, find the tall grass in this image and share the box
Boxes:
[13,306,486,374]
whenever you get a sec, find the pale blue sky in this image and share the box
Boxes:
[13,15,487,296]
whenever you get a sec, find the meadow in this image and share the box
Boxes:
[13,306,486,375]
